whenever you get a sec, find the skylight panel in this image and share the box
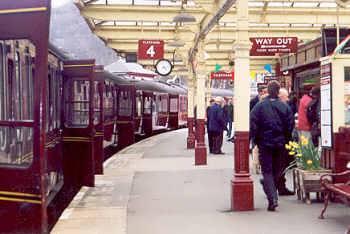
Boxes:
[269,23,290,27]
[268,2,292,7]
[101,21,115,26]
[115,21,137,26]
[291,23,313,27]
[250,23,268,27]
[160,0,181,6]
[107,0,132,4]
[248,2,264,7]
[319,2,337,8]
[141,21,158,26]
[89,0,105,4]
[293,2,319,8]
[134,0,159,5]
[160,22,176,26]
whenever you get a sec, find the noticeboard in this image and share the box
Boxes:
[320,58,333,148]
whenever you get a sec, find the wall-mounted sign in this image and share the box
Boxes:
[210,71,234,80]
[250,37,298,56]
[138,40,164,60]
[320,58,333,148]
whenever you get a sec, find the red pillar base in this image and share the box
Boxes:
[195,145,207,165]
[231,175,254,211]
[231,131,254,211]
[187,117,195,149]
[187,135,195,149]
[195,119,207,166]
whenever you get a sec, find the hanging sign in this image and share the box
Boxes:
[320,57,333,148]
[250,37,298,56]
[210,71,234,80]
[138,40,164,60]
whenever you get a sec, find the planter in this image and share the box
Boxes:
[293,168,332,204]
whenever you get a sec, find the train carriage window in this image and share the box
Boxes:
[93,82,101,125]
[118,91,132,117]
[136,94,142,117]
[161,95,168,112]
[144,97,152,114]
[0,43,7,121]
[64,79,90,127]
[56,71,62,129]
[170,98,178,113]
[14,51,23,120]
[104,82,113,120]
[0,40,35,166]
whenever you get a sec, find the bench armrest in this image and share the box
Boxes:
[320,170,350,186]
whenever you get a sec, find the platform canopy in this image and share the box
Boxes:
[75,0,350,75]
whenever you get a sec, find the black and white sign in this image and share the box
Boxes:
[320,58,333,148]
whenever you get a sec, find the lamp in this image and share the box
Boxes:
[168,39,186,48]
[173,12,196,23]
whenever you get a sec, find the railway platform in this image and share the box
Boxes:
[52,129,349,234]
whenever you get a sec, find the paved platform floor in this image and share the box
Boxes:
[52,129,349,234]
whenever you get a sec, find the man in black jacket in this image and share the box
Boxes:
[250,81,294,211]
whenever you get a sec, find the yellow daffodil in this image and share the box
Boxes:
[289,151,295,155]
[307,160,313,165]
[285,144,291,150]
[301,138,309,146]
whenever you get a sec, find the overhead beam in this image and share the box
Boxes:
[78,4,350,25]
[98,26,320,41]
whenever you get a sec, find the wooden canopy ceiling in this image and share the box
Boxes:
[75,0,350,75]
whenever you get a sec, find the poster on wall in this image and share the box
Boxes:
[320,58,333,148]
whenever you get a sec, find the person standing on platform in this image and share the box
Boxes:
[306,87,321,147]
[206,99,215,154]
[297,88,313,140]
[278,88,297,196]
[250,81,294,211]
[288,91,298,116]
[224,98,234,139]
[208,97,227,155]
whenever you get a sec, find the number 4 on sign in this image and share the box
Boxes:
[146,45,156,58]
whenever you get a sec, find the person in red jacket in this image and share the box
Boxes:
[297,88,313,140]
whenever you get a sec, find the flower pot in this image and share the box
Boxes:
[293,167,332,204]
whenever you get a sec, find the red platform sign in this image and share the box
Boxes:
[250,37,298,56]
[138,40,164,60]
[210,71,234,80]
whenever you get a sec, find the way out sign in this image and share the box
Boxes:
[250,37,298,56]
[138,40,164,60]
[210,71,234,80]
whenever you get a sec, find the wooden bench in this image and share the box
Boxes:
[319,170,350,219]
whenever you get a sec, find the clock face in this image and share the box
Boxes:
[155,59,172,76]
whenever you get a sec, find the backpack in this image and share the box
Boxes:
[306,99,319,125]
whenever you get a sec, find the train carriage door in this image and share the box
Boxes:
[168,94,179,129]
[142,91,153,136]
[117,85,136,149]
[62,60,96,189]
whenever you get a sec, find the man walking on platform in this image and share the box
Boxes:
[250,81,294,211]
[206,99,215,154]
[208,97,227,154]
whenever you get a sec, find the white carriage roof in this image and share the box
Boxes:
[106,60,158,78]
